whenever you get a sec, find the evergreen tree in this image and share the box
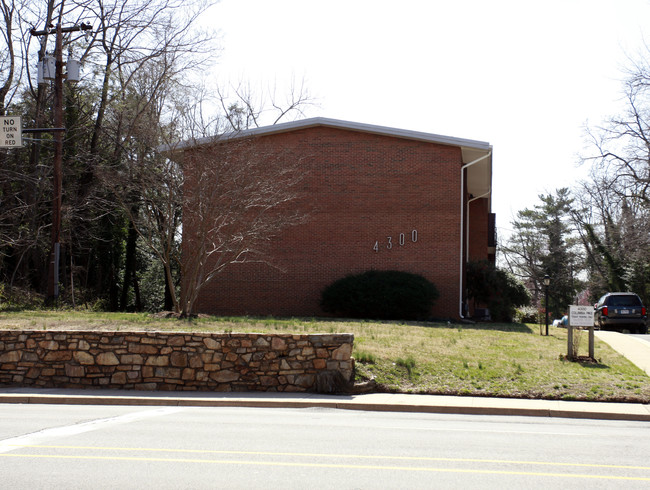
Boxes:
[502,188,583,317]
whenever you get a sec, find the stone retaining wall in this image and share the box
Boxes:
[0,330,354,392]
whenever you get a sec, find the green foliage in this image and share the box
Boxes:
[355,351,377,364]
[320,270,439,320]
[396,355,416,369]
[466,261,530,322]
[513,306,538,323]
[501,188,583,315]
[624,260,650,306]
[396,355,417,377]
[0,285,44,312]
[582,206,650,306]
[583,222,626,293]
[137,247,172,312]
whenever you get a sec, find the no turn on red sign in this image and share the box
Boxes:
[1,116,22,148]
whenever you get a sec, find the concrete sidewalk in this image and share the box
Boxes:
[1,386,649,422]
[1,332,648,422]
[596,331,650,376]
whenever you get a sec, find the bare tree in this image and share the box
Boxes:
[106,129,308,316]
[216,76,316,131]
[177,137,307,315]
[0,0,59,295]
[582,45,650,207]
[110,63,316,315]
[0,0,19,114]
[47,0,219,308]
[573,172,650,300]
[578,44,650,302]
[1,0,314,313]
[82,0,216,156]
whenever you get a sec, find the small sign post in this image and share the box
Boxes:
[0,116,22,148]
[568,305,595,360]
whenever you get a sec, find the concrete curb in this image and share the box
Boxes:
[1,389,649,422]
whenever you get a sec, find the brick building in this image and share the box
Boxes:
[169,117,494,320]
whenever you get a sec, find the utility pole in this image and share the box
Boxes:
[30,21,91,304]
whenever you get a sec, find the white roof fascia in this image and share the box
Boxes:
[158,117,492,157]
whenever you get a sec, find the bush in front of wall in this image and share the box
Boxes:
[466,260,531,322]
[320,270,439,320]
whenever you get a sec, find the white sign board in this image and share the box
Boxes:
[1,116,22,148]
[569,305,594,327]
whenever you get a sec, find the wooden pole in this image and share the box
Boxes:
[47,23,64,302]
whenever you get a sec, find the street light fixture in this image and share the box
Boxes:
[543,274,551,336]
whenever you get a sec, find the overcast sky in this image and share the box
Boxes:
[203,0,650,239]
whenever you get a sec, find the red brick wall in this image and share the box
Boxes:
[188,126,486,320]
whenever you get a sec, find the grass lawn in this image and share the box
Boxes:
[0,310,648,403]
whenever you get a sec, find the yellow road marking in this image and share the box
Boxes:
[1,446,650,481]
[1,452,649,481]
[4,444,650,471]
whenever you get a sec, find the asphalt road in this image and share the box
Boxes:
[1,404,649,489]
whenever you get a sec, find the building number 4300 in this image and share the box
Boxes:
[373,230,418,252]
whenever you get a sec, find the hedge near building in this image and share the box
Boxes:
[320,270,439,320]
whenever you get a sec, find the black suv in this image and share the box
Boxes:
[594,292,648,334]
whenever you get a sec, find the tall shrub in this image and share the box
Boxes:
[466,260,530,322]
[320,270,439,320]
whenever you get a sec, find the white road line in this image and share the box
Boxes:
[384,425,589,436]
[0,407,185,454]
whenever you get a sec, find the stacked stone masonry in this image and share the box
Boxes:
[0,330,354,392]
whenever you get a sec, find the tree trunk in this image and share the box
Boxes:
[120,214,139,311]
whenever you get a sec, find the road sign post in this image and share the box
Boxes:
[568,305,595,360]
[1,116,22,148]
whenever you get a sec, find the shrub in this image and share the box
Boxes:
[320,270,439,320]
[514,306,538,323]
[466,261,531,322]
[0,285,44,311]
